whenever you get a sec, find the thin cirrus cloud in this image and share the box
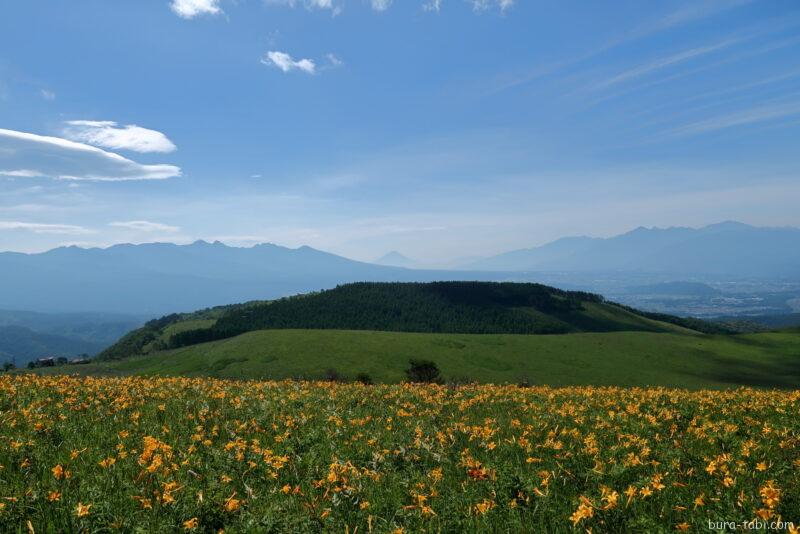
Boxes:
[110,221,181,233]
[0,221,93,235]
[261,51,317,74]
[63,120,177,154]
[0,128,181,182]
[589,38,740,91]
[170,0,222,19]
[669,100,800,137]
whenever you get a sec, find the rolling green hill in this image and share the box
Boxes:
[42,329,800,389]
[98,281,729,361]
[76,281,799,389]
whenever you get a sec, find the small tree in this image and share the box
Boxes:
[2,361,15,372]
[405,359,443,384]
[27,361,36,369]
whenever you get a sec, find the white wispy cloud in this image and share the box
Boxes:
[110,220,181,232]
[470,0,514,12]
[0,128,181,182]
[261,51,316,74]
[632,0,755,39]
[481,1,749,96]
[63,120,177,154]
[591,38,739,91]
[265,0,338,11]
[0,221,93,235]
[370,0,392,11]
[0,169,44,178]
[423,0,442,12]
[326,53,344,67]
[40,89,56,101]
[170,0,223,19]
[670,100,800,136]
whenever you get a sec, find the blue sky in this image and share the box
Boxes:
[1,0,800,263]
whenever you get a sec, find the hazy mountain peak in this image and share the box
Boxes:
[702,221,755,232]
[374,251,416,268]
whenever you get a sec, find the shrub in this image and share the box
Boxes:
[355,372,374,385]
[405,359,443,384]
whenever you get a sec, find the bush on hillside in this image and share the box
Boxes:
[405,359,443,384]
[355,372,374,385]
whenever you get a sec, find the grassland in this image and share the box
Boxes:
[1,375,798,533]
[46,329,800,390]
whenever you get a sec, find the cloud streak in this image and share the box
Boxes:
[670,100,800,137]
[0,221,93,235]
[590,38,739,91]
[110,220,181,232]
[0,128,181,182]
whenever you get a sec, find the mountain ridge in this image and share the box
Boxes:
[464,222,800,276]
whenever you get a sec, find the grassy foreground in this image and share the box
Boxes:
[1,376,798,533]
[64,329,800,389]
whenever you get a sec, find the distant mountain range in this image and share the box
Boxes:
[0,241,511,315]
[1,221,797,317]
[463,222,800,277]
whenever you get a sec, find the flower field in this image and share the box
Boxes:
[1,375,798,533]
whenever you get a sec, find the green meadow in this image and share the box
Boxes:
[41,328,800,390]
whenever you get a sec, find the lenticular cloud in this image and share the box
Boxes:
[0,128,181,182]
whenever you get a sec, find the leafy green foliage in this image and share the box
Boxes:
[405,359,443,384]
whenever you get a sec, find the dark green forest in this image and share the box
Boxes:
[167,282,606,347]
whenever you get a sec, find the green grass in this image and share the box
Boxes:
[42,328,800,389]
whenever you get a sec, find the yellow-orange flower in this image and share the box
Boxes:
[75,502,92,517]
[570,501,593,526]
[224,495,241,513]
[51,464,64,480]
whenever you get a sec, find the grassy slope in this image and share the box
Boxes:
[51,329,800,389]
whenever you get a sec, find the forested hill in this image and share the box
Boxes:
[99,282,731,360]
